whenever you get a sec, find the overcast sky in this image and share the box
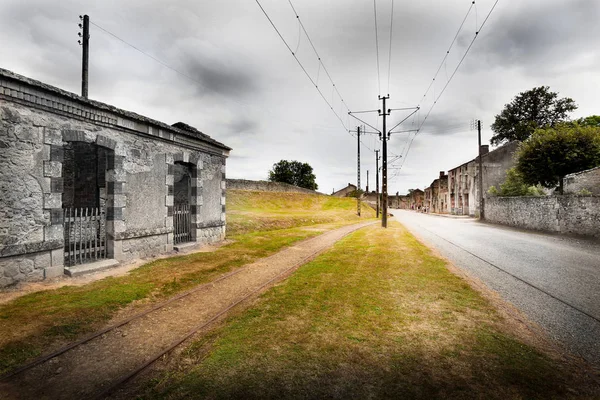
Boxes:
[1,0,598,194]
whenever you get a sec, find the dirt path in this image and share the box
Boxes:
[0,221,376,400]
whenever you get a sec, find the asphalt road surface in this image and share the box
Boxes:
[394,210,600,367]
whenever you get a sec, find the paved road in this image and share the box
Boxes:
[394,210,600,367]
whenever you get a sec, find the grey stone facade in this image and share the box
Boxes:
[0,68,230,287]
[564,166,600,195]
[486,196,600,237]
[448,142,519,217]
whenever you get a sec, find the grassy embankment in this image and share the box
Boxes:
[0,190,374,375]
[140,222,597,399]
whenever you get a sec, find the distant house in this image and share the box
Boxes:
[331,183,357,197]
[448,141,519,216]
[564,166,600,195]
[424,172,449,214]
[408,189,424,210]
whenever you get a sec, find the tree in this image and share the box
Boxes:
[268,160,318,190]
[490,86,577,145]
[576,115,600,127]
[516,124,600,194]
[487,168,545,197]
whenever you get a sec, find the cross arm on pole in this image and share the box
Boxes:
[348,112,381,134]
[387,107,420,136]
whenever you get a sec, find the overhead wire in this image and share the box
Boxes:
[373,0,381,95]
[255,0,350,131]
[89,20,343,133]
[387,0,394,94]
[398,0,500,170]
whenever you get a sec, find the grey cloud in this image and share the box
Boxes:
[474,0,600,73]
[179,52,260,98]
[226,117,260,135]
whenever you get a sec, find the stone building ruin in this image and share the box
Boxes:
[0,68,231,287]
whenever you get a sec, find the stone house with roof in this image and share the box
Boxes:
[0,68,231,287]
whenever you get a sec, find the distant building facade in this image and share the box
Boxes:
[331,183,357,197]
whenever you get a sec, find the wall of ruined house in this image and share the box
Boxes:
[0,74,228,287]
[564,167,600,195]
[485,195,600,237]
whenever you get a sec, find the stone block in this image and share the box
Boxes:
[50,177,64,193]
[165,174,174,186]
[43,161,62,177]
[112,194,127,208]
[165,216,173,228]
[107,207,123,221]
[165,195,173,207]
[33,252,52,270]
[107,239,123,260]
[44,193,61,209]
[44,265,64,279]
[165,154,174,165]
[173,152,184,163]
[50,248,64,267]
[50,145,64,162]
[96,135,117,150]
[44,128,62,146]
[44,224,63,240]
[49,209,64,225]
[62,130,86,142]
[106,154,124,170]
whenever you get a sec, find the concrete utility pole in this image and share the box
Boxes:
[379,95,390,228]
[79,15,90,98]
[375,150,380,218]
[357,125,361,217]
[366,170,369,193]
[478,119,484,219]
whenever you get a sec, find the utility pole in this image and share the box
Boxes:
[477,120,484,220]
[375,150,380,218]
[79,15,90,98]
[366,170,369,193]
[357,125,361,217]
[379,95,390,228]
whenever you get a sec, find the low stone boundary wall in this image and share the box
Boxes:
[226,179,322,195]
[485,196,600,237]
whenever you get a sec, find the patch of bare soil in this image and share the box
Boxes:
[0,223,374,400]
[0,241,234,306]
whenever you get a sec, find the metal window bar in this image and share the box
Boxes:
[64,206,106,266]
[173,204,192,244]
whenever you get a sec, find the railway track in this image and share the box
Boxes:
[0,221,375,399]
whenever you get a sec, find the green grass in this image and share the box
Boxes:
[0,191,375,375]
[227,190,372,235]
[140,222,594,400]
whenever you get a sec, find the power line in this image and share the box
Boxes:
[255,0,349,132]
[373,0,381,95]
[387,0,395,94]
[90,20,345,134]
[287,0,351,115]
[399,0,500,169]
[417,1,474,107]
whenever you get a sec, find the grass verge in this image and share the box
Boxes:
[141,222,596,399]
[0,192,374,375]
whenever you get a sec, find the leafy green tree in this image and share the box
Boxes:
[488,168,545,197]
[516,124,600,194]
[268,160,318,190]
[576,115,600,127]
[490,86,577,145]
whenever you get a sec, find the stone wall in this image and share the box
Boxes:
[564,167,600,195]
[485,196,600,237]
[227,179,321,195]
[0,68,230,287]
